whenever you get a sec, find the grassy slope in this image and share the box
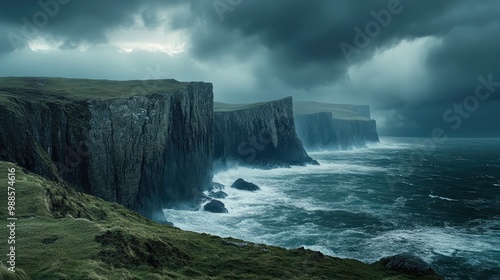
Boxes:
[0,77,186,103]
[293,101,371,121]
[0,161,443,279]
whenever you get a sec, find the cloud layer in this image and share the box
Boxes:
[1,0,499,136]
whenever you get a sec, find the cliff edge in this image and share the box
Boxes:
[0,77,213,219]
[214,97,317,169]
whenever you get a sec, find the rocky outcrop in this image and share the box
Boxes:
[379,253,435,276]
[230,178,260,192]
[0,77,213,220]
[294,102,379,150]
[204,200,228,213]
[214,97,317,168]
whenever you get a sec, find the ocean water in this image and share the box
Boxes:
[164,137,500,279]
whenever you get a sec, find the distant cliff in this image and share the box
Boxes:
[0,77,213,219]
[214,97,317,168]
[294,102,379,150]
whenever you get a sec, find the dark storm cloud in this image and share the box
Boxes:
[2,1,498,85]
[0,0,499,136]
[195,0,500,137]
[0,0,183,51]
[183,0,458,86]
[189,1,500,85]
[386,16,500,136]
[0,24,16,55]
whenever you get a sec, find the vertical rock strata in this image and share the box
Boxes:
[86,85,213,216]
[214,97,317,168]
[0,78,213,219]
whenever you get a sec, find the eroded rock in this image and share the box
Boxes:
[379,253,434,276]
[204,200,228,213]
[231,178,260,192]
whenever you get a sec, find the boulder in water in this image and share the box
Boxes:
[230,178,260,191]
[208,191,228,199]
[204,200,228,213]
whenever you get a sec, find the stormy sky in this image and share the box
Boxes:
[1,0,499,137]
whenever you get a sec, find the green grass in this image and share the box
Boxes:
[0,263,29,280]
[0,77,187,103]
[0,162,443,279]
[293,101,372,121]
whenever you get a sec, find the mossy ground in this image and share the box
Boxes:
[293,101,371,121]
[0,77,186,103]
[0,161,443,279]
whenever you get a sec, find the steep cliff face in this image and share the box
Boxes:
[0,77,213,219]
[214,97,317,168]
[294,102,379,150]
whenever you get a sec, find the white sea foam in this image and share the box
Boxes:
[307,139,413,155]
[365,140,415,150]
[214,162,385,183]
[393,196,407,207]
[165,168,332,244]
[165,163,375,251]
[164,138,499,279]
[363,226,498,263]
[429,194,457,201]
[210,164,383,215]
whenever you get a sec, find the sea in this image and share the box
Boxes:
[163,137,500,280]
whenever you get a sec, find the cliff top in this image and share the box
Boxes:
[294,101,372,121]
[0,160,443,279]
[214,97,292,112]
[0,77,195,103]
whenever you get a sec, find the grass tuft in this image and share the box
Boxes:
[95,229,190,269]
[0,263,30,280]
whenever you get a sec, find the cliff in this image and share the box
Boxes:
[294,102,379,150]
[0,77,213,219]
[213,97,317,168]
[0,161,444,279]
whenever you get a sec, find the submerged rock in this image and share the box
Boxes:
[208,191,228,199]
[379,253,434,276]
[230,178,260,191]
[204,200,228,213]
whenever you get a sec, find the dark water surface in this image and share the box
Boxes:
[165,137,500,279]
